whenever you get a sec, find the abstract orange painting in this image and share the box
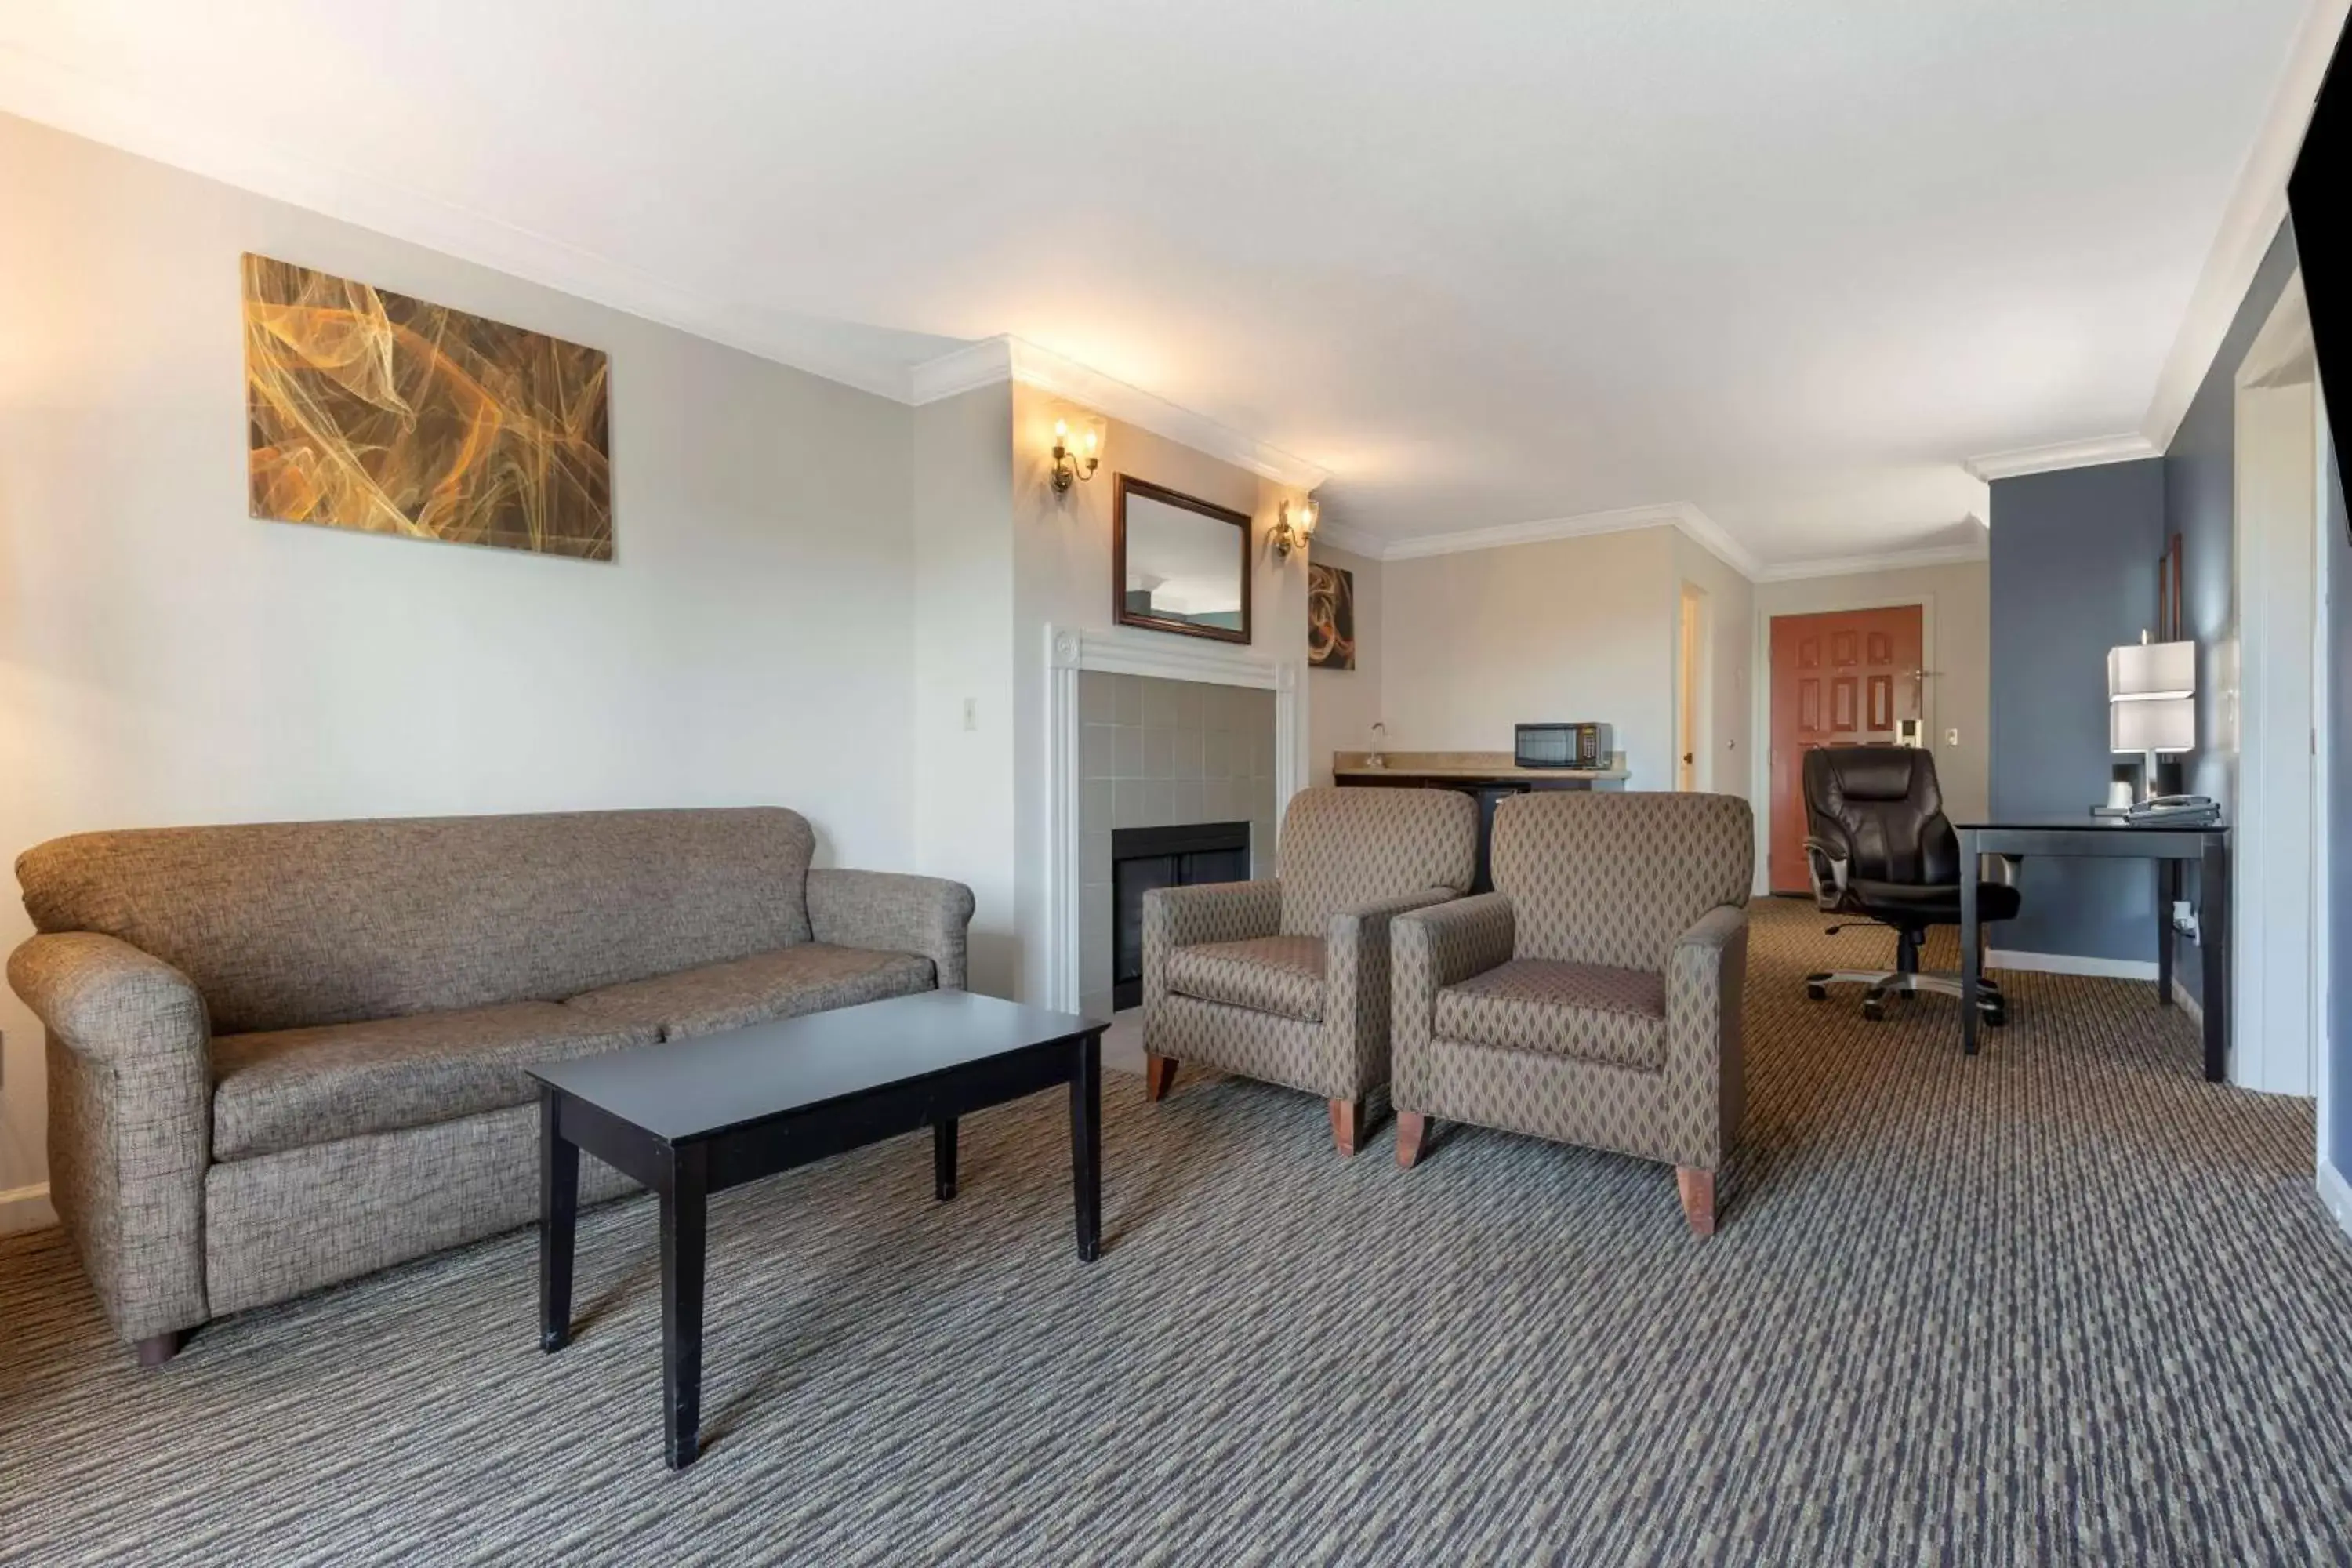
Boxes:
[242,254,613,560]
[1307,561,1355,670]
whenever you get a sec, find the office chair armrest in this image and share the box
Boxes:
[1802,836,1849,912]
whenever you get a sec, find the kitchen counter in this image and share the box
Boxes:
[1334,764,1630,782]
[1330,751,1628,890]
[1330,749,1629,786]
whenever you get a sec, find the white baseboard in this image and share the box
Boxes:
[0,1182,54,1235]
[2321,1160,2352,1246]
[1985,948,2161,982]
[2170,978,2205,1028]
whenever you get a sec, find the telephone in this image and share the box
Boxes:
[2125,793,2220,826]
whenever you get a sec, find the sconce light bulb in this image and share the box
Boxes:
[1054,419,1069,439]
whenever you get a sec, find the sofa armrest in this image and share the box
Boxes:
[1324,888,1460,1096]
[1666,904,1749,1168]
[805,869,977,991]
[7,932,212,1345]
[1390,891,1515,1065]
[1142,880,1281,1016]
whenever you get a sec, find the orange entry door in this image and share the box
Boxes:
[1768,605,1926,893]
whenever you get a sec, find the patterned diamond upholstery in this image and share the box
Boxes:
[1432,959,1666,1069]
[1142,787,1476,1112]
[1392,792,1755,1177]
[1166,935,1326,1022]
[1276,788,1478,937]
[1491,792,1753,971]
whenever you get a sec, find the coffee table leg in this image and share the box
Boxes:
[539,1089,579,1353]
[1071,1033,1101,1262]
[935,1116,958,1201]
[659,1142,709,1472]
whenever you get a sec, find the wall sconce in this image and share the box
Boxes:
[1051,418,1104,492]
[1270,497,1319,558]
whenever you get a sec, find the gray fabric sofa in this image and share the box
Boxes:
[7,807,974,1364]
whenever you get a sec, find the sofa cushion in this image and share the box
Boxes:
[1432,958,1666,1069]
[211,1003,660,1162]
[16,807,820,1035]
[1165,935,1326,1022]
[564,943,935,1040]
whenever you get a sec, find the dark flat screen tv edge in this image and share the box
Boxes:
[2289,16,2351,539]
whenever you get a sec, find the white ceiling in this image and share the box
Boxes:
[0,0,2328,572]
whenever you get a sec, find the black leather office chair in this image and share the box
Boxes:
[1801,746,2020,1023]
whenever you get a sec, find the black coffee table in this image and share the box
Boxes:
[530,989,1105,1470]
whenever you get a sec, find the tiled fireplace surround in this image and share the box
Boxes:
[1044,624,1302,1021]
[1076,670,1277,1022]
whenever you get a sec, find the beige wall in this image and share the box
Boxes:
[910,384,1020,996]
[1749,560,1991,889]
[1378,527,1686,788]
[0,114,924,1210]
[1306,543,1383,786]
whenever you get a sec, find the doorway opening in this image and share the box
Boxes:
[1678,583,1707,791]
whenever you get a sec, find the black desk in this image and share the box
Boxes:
[1955,819,2230,1078]
[531,989,1105,1470]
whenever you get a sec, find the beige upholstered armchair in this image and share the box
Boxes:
[1142,786,1478,1154]
[1390,792,1754,1232]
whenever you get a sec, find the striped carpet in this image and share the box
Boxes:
[3,900,2350,1566]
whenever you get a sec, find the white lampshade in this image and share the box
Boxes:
[2108,639,2196,756]
[2107,640,2196,699]
[2111,693,2196,753]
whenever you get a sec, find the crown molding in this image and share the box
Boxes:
[0,49,1339,495]
[1752,543,1989,583]
[904,337,1016,405]
[1962,433,2161,483]
[1305,521,1385,559]
[1307,505,1986,585]
[2142,0,2348,451]
[908,336,1332,492]
[1669,506,1768,581]
[1369,502,1762,578]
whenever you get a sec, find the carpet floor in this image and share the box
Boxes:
[3,900,2350,1566]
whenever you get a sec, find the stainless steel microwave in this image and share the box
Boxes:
[1515,722,1611,770]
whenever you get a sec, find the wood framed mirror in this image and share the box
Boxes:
[1112,475,1253,644]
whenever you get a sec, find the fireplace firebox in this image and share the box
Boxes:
[1111,822,1251,1010]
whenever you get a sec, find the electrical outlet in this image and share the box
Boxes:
[962,698,978,732]
[2172,900,2198,942]
[1946,728,1959,746]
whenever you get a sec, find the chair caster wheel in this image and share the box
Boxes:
[1861,999,1886,1022]
[1806,982,1828,1002]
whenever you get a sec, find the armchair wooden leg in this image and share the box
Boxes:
[1329,1098,1366,1157]
[135,1330,183,1368]
[1144,1054,1177,1102]
[1396,1112,1430,1169]
[1676,1167,1718,1237]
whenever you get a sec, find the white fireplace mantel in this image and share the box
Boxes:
[1043,623,1303,1014]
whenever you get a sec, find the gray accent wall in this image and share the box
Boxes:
[1987,459,2167,963]
[1985,223,2304,987]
